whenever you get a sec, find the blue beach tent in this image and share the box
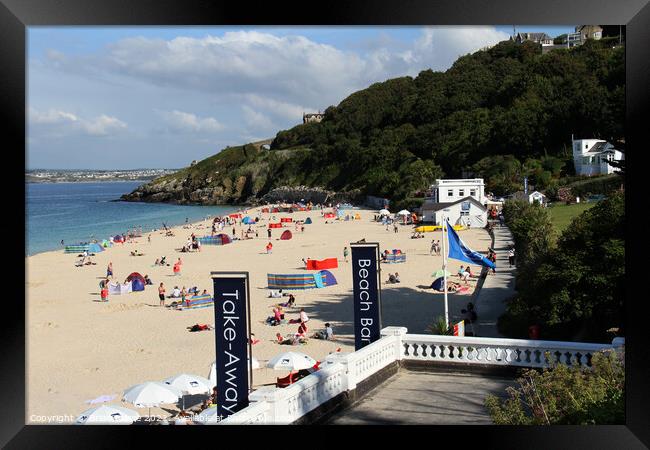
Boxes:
[304,217,312,224]
[88,243,104,253]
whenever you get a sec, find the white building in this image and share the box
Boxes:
[572,139,624,176]
[420,196,488,227]
[428,179,486,205]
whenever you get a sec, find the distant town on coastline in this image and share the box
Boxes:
[26,169,179,183]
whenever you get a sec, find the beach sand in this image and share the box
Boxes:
[26,207,491,422]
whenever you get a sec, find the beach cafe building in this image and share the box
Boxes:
[419,196,488,228]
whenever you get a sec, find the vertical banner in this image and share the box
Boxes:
[351,243,382,350]
[212,272,251,420]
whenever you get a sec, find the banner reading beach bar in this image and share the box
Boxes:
[211,272,252,420]
[350,243,382,350]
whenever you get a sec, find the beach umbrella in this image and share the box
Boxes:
[75,404,140,425]
[122,381,182,418]
[163,373,212,410]
[432,269,451,279]
[193,405,223,424]
[397,209,410,215]
[266,352,316,371]
[208,357,260,386]
[163,374,212,395]
[379,209,390,215]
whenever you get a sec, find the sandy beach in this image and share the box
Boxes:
[26,206,491,423]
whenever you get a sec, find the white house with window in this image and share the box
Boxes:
[572,139,624,176]
[428,179,486,205]
[420,196,488,227]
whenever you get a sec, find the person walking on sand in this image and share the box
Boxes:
[158,283,166,307]
[173,261,181,276]
[106,262,113,279]
[430,240,436,255]
[266,242,273,254]
[508,247,515,268]
[393,223,398,233]
[343,247,349,262]
[267,228,272,239]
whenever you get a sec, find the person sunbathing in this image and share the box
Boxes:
[187,323,213,332]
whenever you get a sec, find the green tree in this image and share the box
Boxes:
[485,350,624,425]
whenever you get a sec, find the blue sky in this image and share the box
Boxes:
[27,26,576,170]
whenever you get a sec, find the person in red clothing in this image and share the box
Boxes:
[100,286,109,302]
[266,242,273,254]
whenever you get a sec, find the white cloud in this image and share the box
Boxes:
[28,107,127,137]
[242,105,274,131]
[156,109,224,134]
[48,28,511,113]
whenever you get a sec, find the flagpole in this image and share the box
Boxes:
[441,211,449,329]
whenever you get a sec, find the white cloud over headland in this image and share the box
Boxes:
[156,109,225,134]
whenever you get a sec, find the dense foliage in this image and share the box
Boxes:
[133,39,623,208]
[485,350,625,425]
[270,39,624,206]
[499,191,625,342]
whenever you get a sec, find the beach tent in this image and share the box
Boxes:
[431,277,444,292]
[101,240,112,248]
[113,235,124,243]
[269,223,283,229]
[280,230,292,240]
[198,234,231,245]
[267,270,337,290]
[280,217,292,223]
[126,272,146,284]
[242,216,256,225]
[323,213,336,219]
[354,213,361,220]
[271,208,280,213]
[131,278,145,292]
[65,244,90,254]
[304,217,312,224]
[336,209,346,218]
[306,258,338,270]
[126,272,146,292]
[379,209,390,216]
[229,213,242,219]
[261,207,270,213]
[88,243,104,253]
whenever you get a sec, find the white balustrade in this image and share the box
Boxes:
[218,328,622,424]
[401,334,614,369]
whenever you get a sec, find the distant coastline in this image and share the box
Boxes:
[26,168,178,184]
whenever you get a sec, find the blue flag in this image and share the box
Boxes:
[446,220,496,269]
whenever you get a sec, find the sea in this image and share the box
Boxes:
[25,181,240,256]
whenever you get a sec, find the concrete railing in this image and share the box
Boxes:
[401,333,616,368]
[216,327,623,425]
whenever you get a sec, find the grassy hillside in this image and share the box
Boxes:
[548,202,597,232]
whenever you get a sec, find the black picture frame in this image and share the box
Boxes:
[5,0,648,447]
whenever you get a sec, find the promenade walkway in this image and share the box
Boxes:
[472,225,516,338]
[327,369,515,425]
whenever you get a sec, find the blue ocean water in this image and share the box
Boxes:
[25,181,240,256]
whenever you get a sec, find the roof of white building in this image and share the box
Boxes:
[420,196,487,213]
